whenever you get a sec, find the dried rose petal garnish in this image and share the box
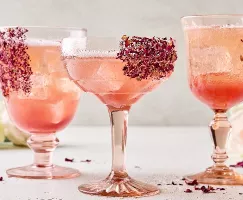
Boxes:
[65,158,74,162]
[117,35,177,80]
[185,179,198,186]
[230,161,243,168]
[0,177,3,181]
[0,27,32,97]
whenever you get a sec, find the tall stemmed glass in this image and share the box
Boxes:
[0,26,86,179]
[62,36,177,197]
[181,15,243,185]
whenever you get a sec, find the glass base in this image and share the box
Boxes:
[185,166,243,185]
[7,164,81,179]
[78,172,160,197]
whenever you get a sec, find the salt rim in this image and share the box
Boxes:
[62,49,118,57]
[184,24,243,29]
[26,38,60,46]
[62,37,87,56]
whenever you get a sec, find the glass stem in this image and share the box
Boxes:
[209,111,231,168]
[27,134,59,167]
[108,107,130,176]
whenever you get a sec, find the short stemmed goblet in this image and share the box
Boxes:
[181,15,243,185]
[62,36,177,197]
[0,26,86,179]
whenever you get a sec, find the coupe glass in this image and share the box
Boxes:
[0,26,86,179]
[62,36,177,197]
[181,15,243,185]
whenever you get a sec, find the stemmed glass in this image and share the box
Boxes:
[181,15,243,185]
[0,26,86,179]
[62,36,177,197]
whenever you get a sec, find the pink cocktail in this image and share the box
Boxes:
[182,15,243,185]
[7,45,80,133]
[0,27,86,179]
[66,56,162,109]
[63,36,177,197]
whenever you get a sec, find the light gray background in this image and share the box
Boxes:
[0,0,240,126]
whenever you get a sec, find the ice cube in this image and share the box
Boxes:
[29,88,50,100]
[54,77,79,93]
[31,75,50,88]
[96,62,126,92]
[190,47,232,76]
[49,100,65,124]
[17,87,50,100]
[97,62,124,80]
[18,75,51,99]
[43,49,66,73]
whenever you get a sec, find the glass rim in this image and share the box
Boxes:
[181,14,243,21]
[0,25,87,32]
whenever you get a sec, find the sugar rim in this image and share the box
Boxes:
[62,49,118,57]
[183,24,243,29]
[25,38,60,46]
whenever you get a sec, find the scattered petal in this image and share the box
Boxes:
[184,189,193,193]
[216,187,225,191]
[185,179,198,186]
[81,159,91,163]
[230,161,243,168]
[65,158,74,162]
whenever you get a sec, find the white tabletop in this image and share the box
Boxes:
[0,126,243,200]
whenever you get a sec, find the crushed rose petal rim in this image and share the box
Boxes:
[117,35,177,80]
[0,27,32,97]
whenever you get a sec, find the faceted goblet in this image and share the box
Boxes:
[181,15,243,185]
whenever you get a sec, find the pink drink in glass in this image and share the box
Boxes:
[1,26,86,179]
[7,45,80,134]
[182,15,243,185]
[65,56,163,110]
[63,34,177,197]
[188,26,243,111]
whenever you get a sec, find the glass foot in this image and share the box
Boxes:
[7,164,81,179]
[78,172,160,197]
[185,166,243,185]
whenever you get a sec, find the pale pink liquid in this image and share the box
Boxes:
[65,56,164,109]
[6,45,80,133]
[186,26,243,110]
